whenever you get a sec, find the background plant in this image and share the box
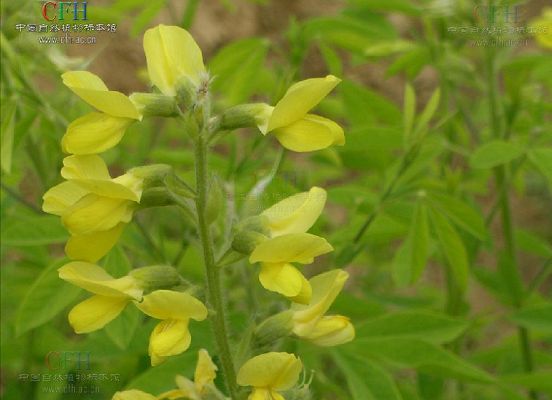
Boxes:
[1,0,551,399]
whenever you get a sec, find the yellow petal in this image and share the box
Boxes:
[149,319,191,366]
[58,261,142,299]
[62,194,134,235]
[71,179,141,202]
[61,154,111,180]
[268,75,340,131]
[271,114,344,152]
[237,352,302,391]
[248,388,285,400]
[62,71,140,119]
[530,8,552,48]
[195,349,218,393]
[250,233,333,265]
[136,290,208,321]
[259,263,311,303]
[174,375,197,397]
[157,388,190,400]
[143,25,205,95]
[68,294,128,333]
[261,187,326,236]
[301,315,355,346]
[65,223,125,262]
[112,390,158,400]
[42,181,88,216]
[292,269,349,335]
[62,113,134,155]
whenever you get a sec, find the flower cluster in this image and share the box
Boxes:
[43,23,352,400]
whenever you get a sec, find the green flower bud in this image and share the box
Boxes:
[231,230,267,255]
[175,75,197,109]
[236,215,271,236]
[129,93,178,117]
[254,310,294,347]
[220,103,272,130]
[129,265,183,292]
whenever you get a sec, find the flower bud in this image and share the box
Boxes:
[129,265,183,292]
[175,75,197,109]
[231,230,267,255]
[220,103,272,131]
[254,311,294,347]
[129,93,178,117]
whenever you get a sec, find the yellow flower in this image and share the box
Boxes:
[42,155,143,262]
[261,187,327,237]
[135,290,208,366]
[237,352,303,400]
[58,261,143,334]
[143,25,206,96]
[62,71,141,154]
[250,233,333,304]
[158,349,218,399]
[529,8,552,49]
[256,75,344,152]
[291,269,355,346]
[248,187,332,303]
[112,390,157,400]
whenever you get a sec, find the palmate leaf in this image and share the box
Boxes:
[469,140,525,169]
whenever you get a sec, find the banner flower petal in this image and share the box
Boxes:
[62,71,141,119]
[143,25,206,95]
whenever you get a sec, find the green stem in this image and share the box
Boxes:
[485,34,537,399]
[194,136,239,399]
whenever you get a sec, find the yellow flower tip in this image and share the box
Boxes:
[61,70,140,120]
[261,187,327,236]
[303,315,355,346]
[143,24,206,96]
[530,8,552,48]
[258,262,312,302]
[194,349,218,392]
[64,223,125,263]
[237,352,303,394]
[136,290,208,321]
[58,261,143,300]
[148,319,192,366]
[68,295,129,334]
[112,389,157,400]
[249,233,333,265]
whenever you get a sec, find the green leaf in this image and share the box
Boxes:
[393,202,429,285]
[16,260,80,336]
[364,40,414,57]
[333,351,403,400]
[343,338,494,383]
[209,38,270,104]
[356,311,468,343]
[429,209,469,293]
[500,371,552,394]
[528,147,552,184]
[510,303,552,333]
[469,140,525,169]
[515,229,552,258]
[403,83,416,141]
[341,80,402,125]
[102,245,132,276]
[413,88,440,137]
[1,101,16,174]
[1,214,68,246]
[105,305,141,350]
[429,192,488,240]
[124,352,196,393]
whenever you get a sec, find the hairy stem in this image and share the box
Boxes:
[194,135,239,399]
